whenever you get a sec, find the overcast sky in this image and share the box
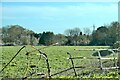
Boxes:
[1,2,118,34]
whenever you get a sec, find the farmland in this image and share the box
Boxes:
[1,46,119,79]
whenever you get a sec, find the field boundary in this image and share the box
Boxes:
[1,46,120,79]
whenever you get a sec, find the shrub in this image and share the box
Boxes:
[113,41,120,48]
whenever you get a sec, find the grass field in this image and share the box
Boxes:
[1,46,119,79]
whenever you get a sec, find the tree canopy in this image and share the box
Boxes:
[1,21,120,46]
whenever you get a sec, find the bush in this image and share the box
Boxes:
[113,41,120,48]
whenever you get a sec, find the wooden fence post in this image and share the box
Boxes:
[67,52,77,76]
[118,51,120,69]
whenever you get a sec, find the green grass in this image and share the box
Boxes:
[1,46,119,78]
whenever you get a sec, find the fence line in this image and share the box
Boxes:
[1,46,120,79]
[68,48,120,73]
[74,48,120,51]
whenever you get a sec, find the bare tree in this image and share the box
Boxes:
[64,27,81,36]
[64,27,81,45]
[83,27,91,35]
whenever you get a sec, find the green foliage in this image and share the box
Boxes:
[90,21,120,46]
[1,21,120,46]
[107,72,118,78]
[82,70,91,76]
[39,32,55,46]
[2,25,38,45]
[113,41,120,48]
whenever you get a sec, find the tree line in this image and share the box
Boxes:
[0,21,120,46]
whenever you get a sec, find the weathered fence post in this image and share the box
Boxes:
[118,51,120,69]
[67,52,77,76]
[97,51,103,70]
[111,50,118,68]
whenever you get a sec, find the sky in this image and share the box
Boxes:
[1,0,119,2]
[1,2,118,34]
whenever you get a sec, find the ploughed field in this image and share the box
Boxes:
[1,46,119,78]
